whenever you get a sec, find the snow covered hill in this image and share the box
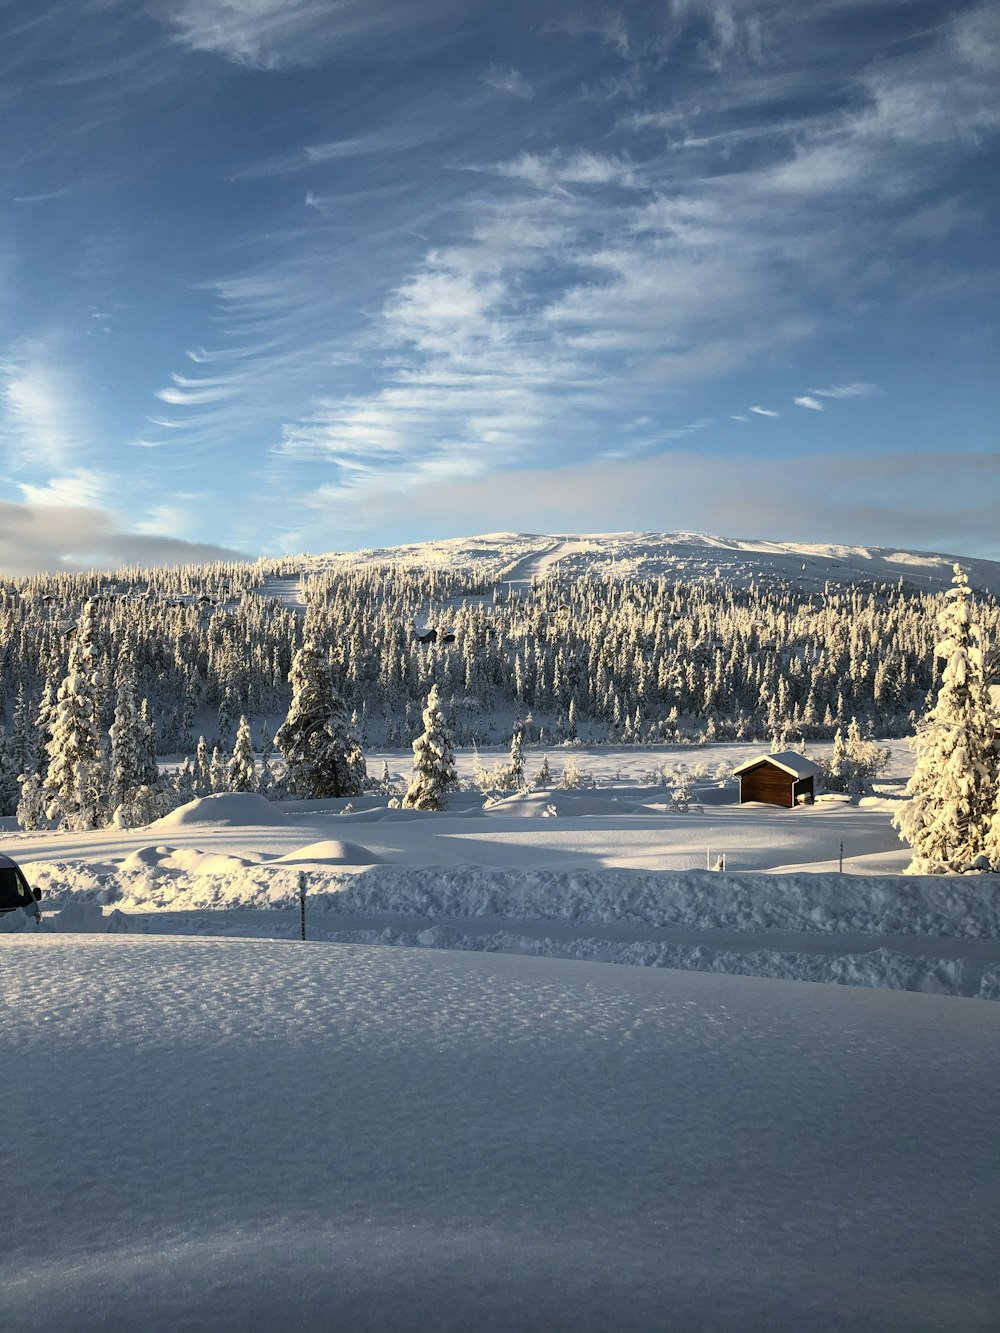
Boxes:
[295,531,1000,595]
[4,938,999,1332]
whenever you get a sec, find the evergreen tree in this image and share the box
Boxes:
[507,723,526,792]
[137,699,159,788]
[894,567,998,872]
[985,781,1000,870]
[402,684,458,811]
[41,601,108,830]
[108,658,144,819]
[210,745,226,793]
[276,639,366,797]
[0,729,19,816]
[227,715,257,792]
[195,734,211,795]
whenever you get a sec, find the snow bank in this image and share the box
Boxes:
[25,856,1000,947]
[0,907,39,933]
[30,861,1000,939]
[48,902,143,934]
[150,792,293,829]
[365,927,984,999]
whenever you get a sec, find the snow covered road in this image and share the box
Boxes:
[3,937,999,1331]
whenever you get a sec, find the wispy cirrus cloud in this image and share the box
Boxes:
[19,469,108,508]
[163,0,442,70]
[483,64,533,99]
[120,0,999,554]
[808,383,879,399]
[0,342,88,472]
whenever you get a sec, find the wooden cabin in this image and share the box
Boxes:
[733,751,821,808]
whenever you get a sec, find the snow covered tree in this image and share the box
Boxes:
[894,566,998,872]
[402,684,458,811]
[227,715,257,793]
[985,781,1000,870]
[210,745,226,793]
[507,723,526,792]
[41,601,108,830]
[108,659,144,819]
[137,699,159,789]
[276,639,366,798]
[533,753,552,789]
[0,729,19,816]
[195,735,211,795]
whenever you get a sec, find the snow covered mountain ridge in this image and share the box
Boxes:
[295,531,1000,595]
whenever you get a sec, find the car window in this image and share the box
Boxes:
[0,867,29,909]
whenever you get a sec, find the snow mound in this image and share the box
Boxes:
[0,907,39,933]
[150,793,293,830]
[48,902,143,934]
[274,840,384,866]
[120,846,258,875]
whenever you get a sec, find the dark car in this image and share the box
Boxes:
[0,854,42,920]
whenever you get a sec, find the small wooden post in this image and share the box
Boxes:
[706,847,711,871]
[299,871,306,941]
[839,840,844,874]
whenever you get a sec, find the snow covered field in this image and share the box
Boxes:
[5,741,1000,999]
[3,939,999,1331]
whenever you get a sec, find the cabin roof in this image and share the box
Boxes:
[733,751,822,780]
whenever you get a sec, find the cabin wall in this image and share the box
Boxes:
[739,767,794,808]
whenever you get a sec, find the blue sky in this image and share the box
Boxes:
[1,0,998,572]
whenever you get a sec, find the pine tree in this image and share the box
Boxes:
[227,715,257,792]
[894,566,998,872]
[210,745,226,793]
[41,601,108,830]
[985,782,1000,870]
[0,729,19,816]
[195,735,211,795]
[276,639,366,797]
[402,684,458,811]
[108,658,144,819]
[137,699,159,788]
[507,723,526,791]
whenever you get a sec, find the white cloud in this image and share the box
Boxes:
[0,499,246,576]
[749,405,779,417]
[164,0,423,70]
[809,383,878,399]
[0,345,87,472]
[290,447,1000,561]
[483,64,533,99]
[19,470,108,508]
[794,396,824,411]
[489,150,643,192]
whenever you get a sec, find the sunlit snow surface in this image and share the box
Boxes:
[3,938,999,1332]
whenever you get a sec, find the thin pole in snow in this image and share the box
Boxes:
[839,840,844,874]
[299,871,306,941]
[706,847,710,872]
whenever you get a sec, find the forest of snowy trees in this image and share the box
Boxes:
[0,554,998,830]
